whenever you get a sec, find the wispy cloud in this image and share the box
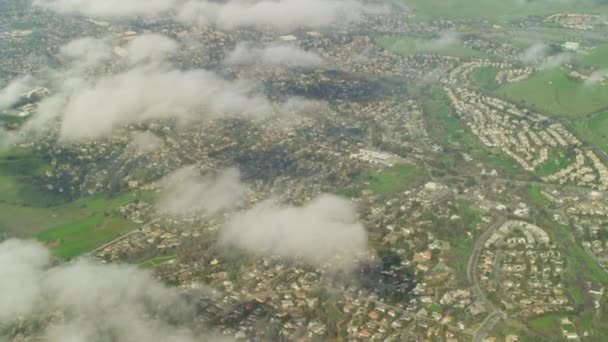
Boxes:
[36,0,384,31]
[0,76,34,110]
[225,42,323,67]
[0,239,227,341]
[220,194,368,271]
[21,34,314,141]
[157,166,247,217]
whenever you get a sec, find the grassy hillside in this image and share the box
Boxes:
[375,35,488,58]
[575,111,608,153]
[498,69,608,118]
[0,146,148,259]
[393,0,608,20]
[579,44,608,69]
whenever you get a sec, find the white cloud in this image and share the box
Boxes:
[0,76,33,110]
[520,43,572,70]
[220,194,368,271]
[226,42,323,67]
[585,69,608,86]
[520,43,549,64]
[422,31,460,51]
[130,131,164,153]
[125,34,179,64]
[538,52,571,70]
[34,0,178,18]
[36,0,382,31]
[157,166,247,217]
[22,34,318,141]
[178,0,375,30]
[0,239,48,322]
[27,64,273,140]
[59,37,114,69]
[0,239,225,341]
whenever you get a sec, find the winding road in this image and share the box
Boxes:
[467,217,544,341]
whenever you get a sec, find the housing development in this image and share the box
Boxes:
[1,0,608,341]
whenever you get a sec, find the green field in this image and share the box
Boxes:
[579,44,608,69]
[567,284,585,306]
[35,192,144,259]
[445,237,471,282]
[529,314,564,335]
[37,216,138,259]
[536,150,573,177]
[530,314,558,329]
[527,185,549,207]
[392,0,608,20]
[0,146,146,258]
[375,35,487,58]
[426,86,521,175]
[428,86,485,149]
[575,111,608,153]
[0,147,58,207]
[499,69,608,118]
[470,66,500,91]
[364,163,418,194]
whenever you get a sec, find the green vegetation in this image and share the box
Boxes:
[539,214,608,326]
[563,323,577,333]
[498,69,608,118]
[375,35,487,58]
[340,160,425,198]
[530,314,557,329]
[362,163,418,194]
[567,284,585,306]
[0,147,71,236]
[391,0,608,20]
[529,313,578,336]
[460,204,482,230]
[445,204,480,281]
[323,301,342,323]
[486,152,519,174]
[544,219,608,283]
[428,86,481,149]
[528,185,549,207]
[447,233,473,281]
[139,255,177,269]
[38,216,137,259]
[493,322,537,342]
[579,44,608,69]
[575,111,608,153]
[529,314,563,335]
[0,146,147,258]
[470,66,500,91]
[35,192,145,259]
[428,303,444,313]
[0,147,59,207]
[536,150,573,177]
[533,212,608,336]
[425,86,521,175]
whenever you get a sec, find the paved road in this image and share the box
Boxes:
[474,311,505,342]
[467,217,545,341]
[87,230,141,256]
[468,218,505,341]
[467,218,505,302]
